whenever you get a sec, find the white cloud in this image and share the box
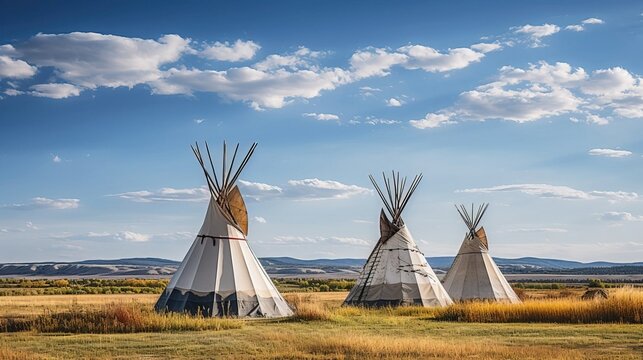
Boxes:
[26,221,39,230]
[398,45,486,72]
[458,183,638,201]
[386,98,402,107]
[200,40,260,62]
[359,86,381,96]
[31,83,81,99]
[253,216,267,224]
[116,231,151,242]
[505,227,568,233]
[3,197,80,210]
[565,25,585,32]
[238,180,284,201]
[588,148,632,158]
[150,65,352,110]
[470,42,502,53]
[564,18,604,32]
[409,112,455,129]
[285,178,372,200]
[600,212,643,222]
[270,235,370,246]
[514,24,560,47]
[582,18,604,25]
[3,32,503,109]
[364,117,400,125]
[303,112,340,121]
[194,118,205,124]
[409,61,643,128]
[52,154,62,163]
[349,48,407,79]
[0,54,36,79]
[111,187,209,202]
[15,32,191,89]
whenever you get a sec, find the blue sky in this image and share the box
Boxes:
[1,0,642,263]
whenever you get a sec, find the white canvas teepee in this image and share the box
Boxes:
[344,172,453,308]
[442,204,521,303]
[155,142,293,318]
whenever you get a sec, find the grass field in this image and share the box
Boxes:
[0,291,643,359]
[1,288,642,359]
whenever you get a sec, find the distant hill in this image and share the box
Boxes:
[0,256,641,278]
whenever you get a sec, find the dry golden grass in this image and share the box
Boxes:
[293,334,585,360]
[435,288,643,323]
[1,303,242,333]
[286,293,333,321]
[0,294,158,317]
[0,289,642,359]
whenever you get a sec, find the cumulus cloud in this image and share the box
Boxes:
[409,61,643,128]
[458,184,638,201]
[349,43,499,79]
[600,212,643,222]
[582,18,604,25]
[386,98,403,107]
[363,117,400,125]
[2,32,505,109]
[30,83,81,99]
[199,40,260,62]
[14,32,191,89]
[149,66,352,110]
[588,148,632,158]
[0,54,36,79]
[193,118,205,124]
[52,154,62,163]
[238,180,284,201]
[303,112,340,121]
[514,24,560,47]
[4,197,80,210]
[409,112,455,129]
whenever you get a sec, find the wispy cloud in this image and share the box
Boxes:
[504,227,568,233]
[303,112,340,121]
[114,178,371,203]
[588,148,632,158]
[600,212,643,222]
[253,216,267,224]
[269,235,370,246]
[4,197,80,210]
[52,154,62,163]
[458,184,638,201]
[110,187,209,202]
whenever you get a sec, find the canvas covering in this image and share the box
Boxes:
[155,199,293,317]
[345,223,453,307]
[442,226,520,303]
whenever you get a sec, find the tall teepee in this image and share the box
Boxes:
[442,204,520,303]
[155,142,293,318]
[344,172,452,307]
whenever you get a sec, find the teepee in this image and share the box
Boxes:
[344,172,452,307]
[442,204,520,303]
[155,142,293,318]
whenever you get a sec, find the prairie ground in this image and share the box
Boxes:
[1,291,642,359]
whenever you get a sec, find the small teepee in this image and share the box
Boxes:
[442,204,520,303]
[155,142,293,318]
[344,172,453,307]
